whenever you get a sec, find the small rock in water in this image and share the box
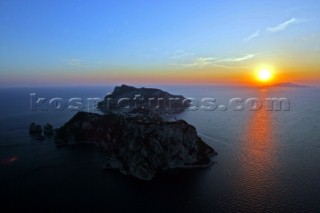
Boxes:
[29,122,42,135]
[43,123,54,135]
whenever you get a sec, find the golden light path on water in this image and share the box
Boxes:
[231,89,282,210]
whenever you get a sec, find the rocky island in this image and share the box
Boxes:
[97,84,191,114]
[53,85,216,180]
[54,111,216,180]
[270,82,308,88]
[29,122,54,141]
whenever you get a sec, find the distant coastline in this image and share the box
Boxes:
[269,82,309,88]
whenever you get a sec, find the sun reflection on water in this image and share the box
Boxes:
[233,90,281,210]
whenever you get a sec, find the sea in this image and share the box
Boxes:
[0,85,319,212]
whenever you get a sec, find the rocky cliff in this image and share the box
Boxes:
[54,111,216,180]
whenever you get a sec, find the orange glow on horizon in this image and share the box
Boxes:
[2,65,319,87]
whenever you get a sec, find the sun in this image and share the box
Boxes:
[257,69,272,82]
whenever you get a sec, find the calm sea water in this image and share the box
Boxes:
[0,85,319,212]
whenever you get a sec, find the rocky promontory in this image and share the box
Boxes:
[54,111,216,180]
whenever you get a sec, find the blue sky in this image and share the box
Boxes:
[0,0,319,86]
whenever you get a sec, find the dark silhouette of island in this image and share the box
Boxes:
[270,82,308,88]
[53,85,216,180]
[98,84,191,114]
[54,111,216,180]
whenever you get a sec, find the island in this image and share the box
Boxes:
[53,85,216,180]
[54,111,216,180]
[97,84,191,114]
[270,82,308,88]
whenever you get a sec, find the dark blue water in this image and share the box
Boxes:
[0,86,319,212]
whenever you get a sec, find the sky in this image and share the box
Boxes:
[0,0,320,87]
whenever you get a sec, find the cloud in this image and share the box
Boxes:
[179,54,254,69]
[244,30,260,42]
[218,54,255,62]
[187,57,216,67]
[243,17,308,41]
[67,58,82,66]
[267,18,304,33]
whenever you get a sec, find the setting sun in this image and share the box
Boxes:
[257,69,272,82]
